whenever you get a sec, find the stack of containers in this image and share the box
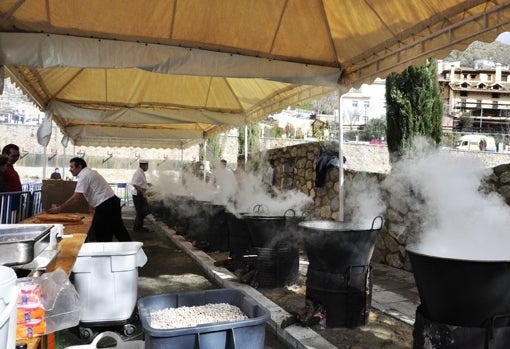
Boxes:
[0,266,17,349]
[16,279,45,339]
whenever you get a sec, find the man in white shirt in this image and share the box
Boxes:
[262,159,275,189]
[131,160,150,232]
[210,159,237,204]
[48,157,132,242]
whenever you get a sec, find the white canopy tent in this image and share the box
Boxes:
[0,0,509,149]
[1,0,510,219]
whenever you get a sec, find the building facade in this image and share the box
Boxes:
[438,60,510,133]
[339,78,387,130]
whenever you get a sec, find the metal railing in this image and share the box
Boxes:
[109,183,132,207]
[0,182,131,224]
[0,183,43,224]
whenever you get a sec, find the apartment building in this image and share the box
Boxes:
[438,60,510,133]
[339,78,387,130]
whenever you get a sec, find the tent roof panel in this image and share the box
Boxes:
[2,0,510,149]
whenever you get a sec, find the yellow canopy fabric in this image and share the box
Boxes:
[1,0,509,148]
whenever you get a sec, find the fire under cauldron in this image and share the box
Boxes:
[298,216,383,328]
[241,207,304,288]
[407,244,510,348]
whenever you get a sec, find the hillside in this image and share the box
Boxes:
[443,40,510,67]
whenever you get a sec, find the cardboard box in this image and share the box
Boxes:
[41,180,91,213]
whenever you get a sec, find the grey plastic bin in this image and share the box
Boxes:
[137,289,270,349]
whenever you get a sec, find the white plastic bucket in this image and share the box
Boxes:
[0,287,18,349]
[0,266,16,314]
[72,242,147,323]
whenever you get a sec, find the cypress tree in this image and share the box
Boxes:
[385,58,443,162]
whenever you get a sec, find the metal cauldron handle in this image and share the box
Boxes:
[252,204,267,213]
[371,216,384,231]
[284,208,296,217]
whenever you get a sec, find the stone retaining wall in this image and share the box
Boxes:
[258,141,510,271]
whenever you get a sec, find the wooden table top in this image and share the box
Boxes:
[16,212,92,349]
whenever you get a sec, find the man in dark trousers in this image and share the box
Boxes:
[131,159,151,232]
[47,157,132,242]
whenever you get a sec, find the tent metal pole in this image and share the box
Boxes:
[43,146,47,180]
[244,125,248,164]
[338,91,345,222]
[203,140,207,182]
[180,143,184,164]
[62,146,66,179]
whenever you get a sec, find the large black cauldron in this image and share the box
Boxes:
[187,200,229,252]
[241,208,304,288]
[241,208,303,248]
[225,211,253,268]
[298,217,383,328]
[165,195,195,233]
[407,244,510,328]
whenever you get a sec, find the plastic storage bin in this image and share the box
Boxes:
[138,289,270,349]
[0,266,17,349]
[72,242,147,323]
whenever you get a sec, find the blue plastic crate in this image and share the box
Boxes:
[137,289,270,349]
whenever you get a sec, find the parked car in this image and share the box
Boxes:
[370,139,387,146]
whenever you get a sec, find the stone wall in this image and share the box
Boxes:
[257,141,510,271]
[4,124,510,271]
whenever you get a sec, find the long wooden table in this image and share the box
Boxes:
[15,213,92,349]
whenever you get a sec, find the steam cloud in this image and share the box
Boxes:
[384,138,510,260]
[345,172,386,228]
[149,160,312,217]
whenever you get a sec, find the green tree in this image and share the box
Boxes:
[270,126,284,138]
[360,117,387,141]
[457,112,473,131]
[385,58,443,161]
[199,134,226,162]
[238,123,261,155]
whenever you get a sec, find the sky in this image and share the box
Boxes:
[496,32,510,45]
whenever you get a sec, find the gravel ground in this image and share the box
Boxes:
[208,251,414,349]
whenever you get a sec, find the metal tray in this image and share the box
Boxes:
[0,224,53,266]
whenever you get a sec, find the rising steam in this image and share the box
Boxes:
[149,160,312,217]
[384,138,510,260]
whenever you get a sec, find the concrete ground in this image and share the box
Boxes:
[58,207,419,348]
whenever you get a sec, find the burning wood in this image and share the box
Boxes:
[281,299,326,329]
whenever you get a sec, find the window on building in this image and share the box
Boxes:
[461,99,467,111]
[493,101,498,109]
[352,100,358,108]
[460,91,468,97]
[476,100,482,109]
[470,74,477,79]
[363,101,370,108]
[492,92,500,98]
